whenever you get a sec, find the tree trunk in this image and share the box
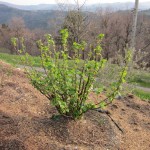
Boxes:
[130,0,139,49]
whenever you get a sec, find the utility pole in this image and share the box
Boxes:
[131,0,139,50]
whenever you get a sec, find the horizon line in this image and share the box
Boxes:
[0,1,150,6]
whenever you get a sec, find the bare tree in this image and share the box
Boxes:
[55,0,90,58]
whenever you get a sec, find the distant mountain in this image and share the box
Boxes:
[0,1,65,11]
[0,4,65,29]
[0,1,150,11]
[0,2,150,30]
[86,2,150,11]
[141,9,150,15]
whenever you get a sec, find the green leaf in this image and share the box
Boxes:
[93,86,104,94]
[99,101,106,108]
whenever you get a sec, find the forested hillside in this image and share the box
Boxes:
[0,3,150,68]
[0,4,65,29]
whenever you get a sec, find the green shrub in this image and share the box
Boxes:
[11,29,131,119]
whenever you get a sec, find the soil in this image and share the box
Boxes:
[0,61,150,150]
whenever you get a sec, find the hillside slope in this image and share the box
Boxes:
[0,4,65,29]
[0,61,150,150]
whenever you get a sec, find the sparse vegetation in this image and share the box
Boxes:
[0,1,150,149]
[0,52,41,67]
[133,89,150,101]
[0,62,13,87]
[129,73,150,88]
[1,60,150,150]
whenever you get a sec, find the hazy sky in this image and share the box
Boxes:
[0,0,150,5]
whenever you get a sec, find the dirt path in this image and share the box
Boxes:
[17,65,45,73]
[134,85,150,92]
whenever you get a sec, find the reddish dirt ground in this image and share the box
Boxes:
[0,61,150,150]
